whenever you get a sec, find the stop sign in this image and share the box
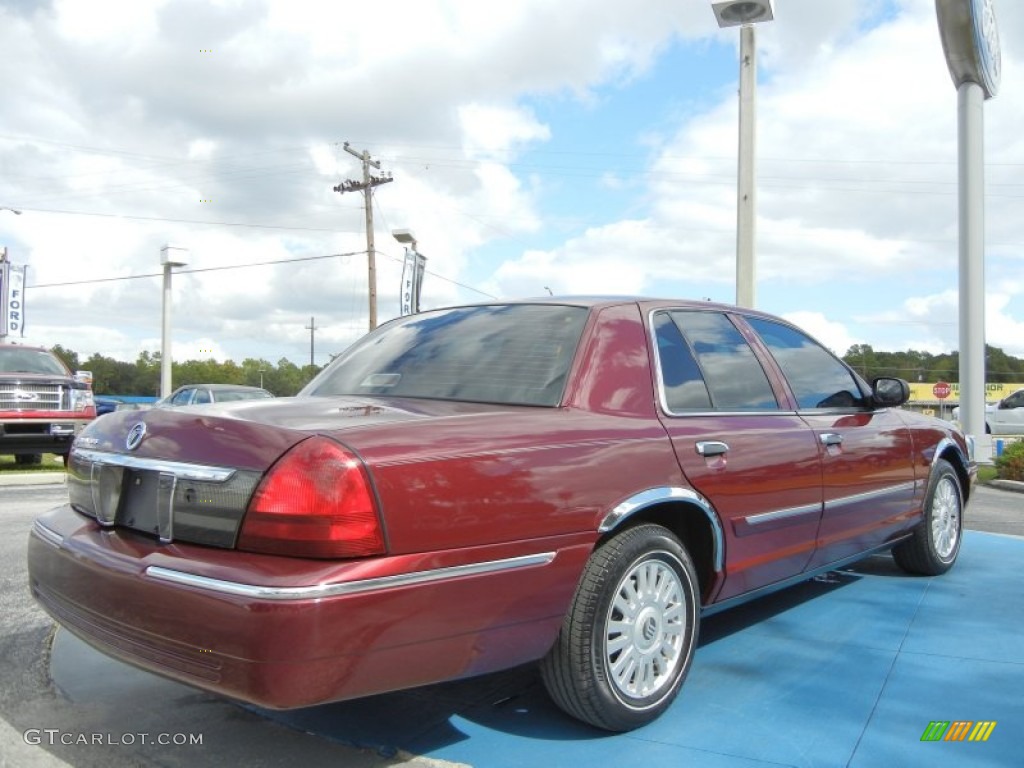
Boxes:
[933,381,952,400]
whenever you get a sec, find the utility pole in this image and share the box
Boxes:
[334,142,393,331]
[304,316,318,369]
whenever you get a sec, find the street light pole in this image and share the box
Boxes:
[159,245,189,399]
[712,1,774,309]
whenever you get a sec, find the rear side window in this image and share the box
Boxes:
[746,317,866,410]
[666,311,778,411]
[304,304,588,407]
[653,313,712,411]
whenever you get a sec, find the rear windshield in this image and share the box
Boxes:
[303,304,588,406]
[0,348,68,375]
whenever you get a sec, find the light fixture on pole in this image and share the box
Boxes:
[393,229,427,317]
[712,0,774,309]
[159,245,189,399]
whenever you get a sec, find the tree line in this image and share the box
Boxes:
[842,344,1024,384]
[49,345,323,398]
[47,341,1024,399]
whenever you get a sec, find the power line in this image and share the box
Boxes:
[27,251,363,289]
[10,207,363,233]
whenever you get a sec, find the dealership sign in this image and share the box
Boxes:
[0,256,28,338]
[936,0,1001,98]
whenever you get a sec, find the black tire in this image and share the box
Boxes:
[14,454,43,466]
[892,459,963,575]
[540,523,700,731]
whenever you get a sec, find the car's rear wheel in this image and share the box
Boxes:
[540,523,699,731]
[892,459,963,575]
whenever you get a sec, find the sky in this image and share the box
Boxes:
[1,0,1022,369]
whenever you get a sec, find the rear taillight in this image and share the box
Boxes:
[237,437,385,559]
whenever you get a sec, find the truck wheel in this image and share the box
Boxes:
[15,454,43,466]
[540,523,700,731]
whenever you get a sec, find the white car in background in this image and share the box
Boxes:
[952,388,1024,435]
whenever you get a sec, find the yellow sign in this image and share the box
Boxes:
[907,382,1024,403]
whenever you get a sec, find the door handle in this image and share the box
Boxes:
[696,441,730,457]
[820,433,843,446]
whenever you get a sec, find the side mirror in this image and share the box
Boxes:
[872,377,909,407]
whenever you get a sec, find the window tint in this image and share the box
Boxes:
[193,389,212,404]
[668,312,778,410]
[747,317,866,409]
[304,305,588,407]
[653,312,712,411]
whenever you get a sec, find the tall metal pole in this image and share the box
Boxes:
[161,263,173,398]
[957,82,987,450]
[736,24,757,308]
[304,316,317,369]
[159,245,188,399]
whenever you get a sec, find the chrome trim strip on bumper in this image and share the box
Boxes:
[73,448,236,482]
[145,551,557,601]
[824,481,917,512]
[32,519,64,548]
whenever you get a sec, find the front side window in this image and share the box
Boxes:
[303,304,588,407]
[170,389,194,406]
[193,389,212,404]
[666,311,778,411]
[747,317,866,410]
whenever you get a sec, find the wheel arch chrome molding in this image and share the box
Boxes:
[598,486,724,572]
[932,436,969,471]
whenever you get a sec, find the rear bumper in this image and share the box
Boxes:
[28,505,592,709]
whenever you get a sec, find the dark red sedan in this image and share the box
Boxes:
[27,299,973,731]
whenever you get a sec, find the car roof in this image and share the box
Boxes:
[431,296,785,321]
[176,384,268,391]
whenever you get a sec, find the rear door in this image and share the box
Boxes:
[651,309,824,601]
[741,316,918,569]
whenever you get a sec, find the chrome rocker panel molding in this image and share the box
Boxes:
[701,538,908,617]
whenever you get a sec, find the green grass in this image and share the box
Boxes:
[0,454,66,472]
[977,465,998,484]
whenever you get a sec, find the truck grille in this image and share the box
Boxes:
[0,382,68,411]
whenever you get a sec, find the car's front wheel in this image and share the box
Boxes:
[892,458,963,575]
[540,523,699,731]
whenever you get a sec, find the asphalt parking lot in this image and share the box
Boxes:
[2,480,1022,767]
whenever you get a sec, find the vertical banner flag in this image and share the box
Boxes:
[400,249,428,316]
[5,263,26,337]
[0,256,7,337]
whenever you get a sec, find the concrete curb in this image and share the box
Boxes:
[989,479,1024,494]
[0,472,66,487]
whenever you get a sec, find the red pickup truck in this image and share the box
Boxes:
[0,343,96,464]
